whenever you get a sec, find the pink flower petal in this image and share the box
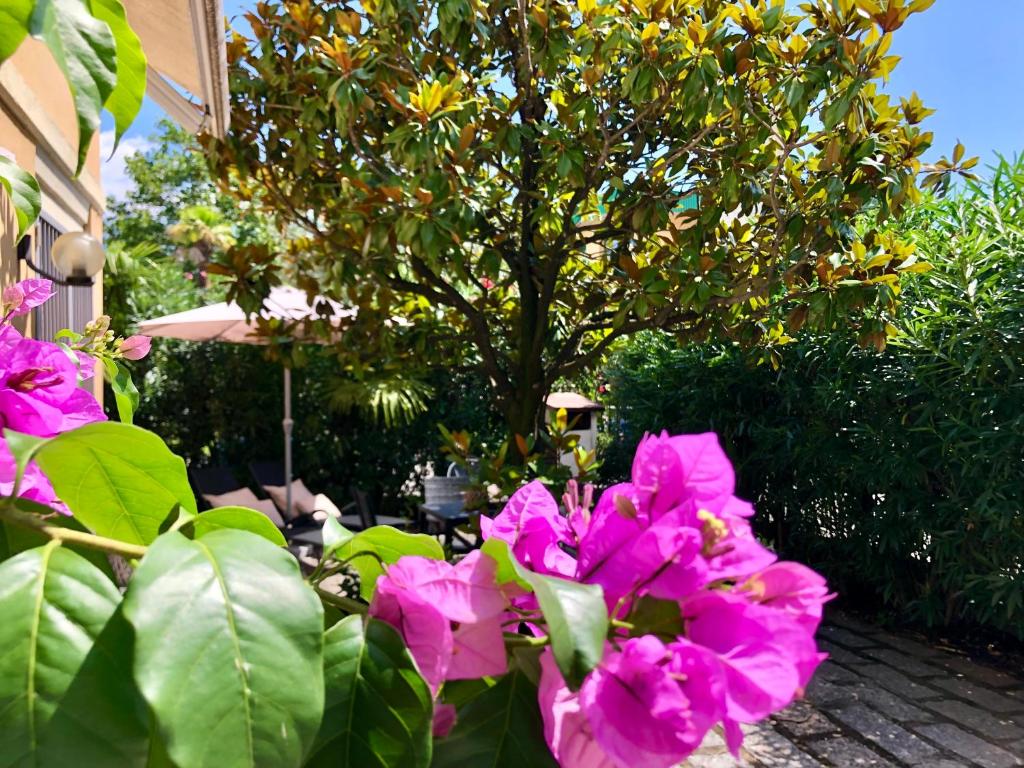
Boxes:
[447,617,507,680]
[539,650,618,768]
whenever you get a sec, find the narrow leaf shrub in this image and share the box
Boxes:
[601,159,1024,638]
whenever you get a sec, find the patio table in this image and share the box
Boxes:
[419,502,477,550]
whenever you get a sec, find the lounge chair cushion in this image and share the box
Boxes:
[306,493,344,521]
[202,488,286,528]
[263,479,316,521]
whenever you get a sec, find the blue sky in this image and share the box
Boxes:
[101,1,1024,197]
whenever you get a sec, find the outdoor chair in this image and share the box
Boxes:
[189,465,289,530]
[189,464,332,546]
[249,460,363,531]
[350,486,411,530]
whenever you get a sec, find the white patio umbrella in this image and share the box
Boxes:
[138,286,355,516]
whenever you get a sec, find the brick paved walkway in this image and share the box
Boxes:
[689,611,1024,767]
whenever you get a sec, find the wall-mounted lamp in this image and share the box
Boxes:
[17,231,105,287]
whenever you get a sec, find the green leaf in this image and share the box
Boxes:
[486,541,607,690]
[188,506,287,546]
[0,155,41,240]
[335,526,444,600]
[123,530,324,768]
[480,538,532,591]
[0,543,149,766]
[103,357,140,424]
[307,616,433,768]
[0,0,32,60]
[433,669,557,768]
[89,0,146,151]
[518,570,607,690]
[30,0,117,174]
[627,596,684,642]
[322,515,356,562]
[34,422,197,546]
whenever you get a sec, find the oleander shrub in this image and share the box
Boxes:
[602,159,1024,637]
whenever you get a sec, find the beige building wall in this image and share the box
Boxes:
[0,38,105,396]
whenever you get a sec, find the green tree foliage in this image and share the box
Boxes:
[104,123,503,496]
[600,158,1024,637]
[206,0,972,439]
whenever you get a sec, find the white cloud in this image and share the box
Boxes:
[99,131,153,202]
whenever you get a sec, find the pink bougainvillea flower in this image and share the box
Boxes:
[432,703,457,738]
[448,617,507,680]
[539,650,618,768]
[736,562,833,634]
[578,502,707,608]
[670,498,777,582]
[0,438,68,513]
[1,279,54,319]
[370,579,453,690]
[481,480,575,577]
[119,334,152,361]
[0,335,105,436]
[681,590,824,745]
[631,432,735,518]
[369,553,512,689]
[579,636,722,768]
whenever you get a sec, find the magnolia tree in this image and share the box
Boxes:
[0,278,830,766]
[206,0,971,438]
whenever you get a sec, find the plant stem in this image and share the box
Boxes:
[0,500,147,559]
[315,585,368,615]
[502,632,549,648]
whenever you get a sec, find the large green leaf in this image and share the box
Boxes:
[484,539,607,690]
[335,526,444,600]
[33,422,196,546]
[30,0,117,173]
[89,0,146,150]
[307,616,432,768]
[188,505,287,547]
[0,155,41,241]
[432,669,557,768]
[0,543,149,767]
[521,572,606,690]
[123,530,324,768]
[0,0,31,60]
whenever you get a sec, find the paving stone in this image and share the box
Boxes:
[818,639,870,667]
[860,647,946,678]
[806,737,897,766]
[853,663,943,701]
[923,699,1024,741]
[915,723,1023,768]
[1009,740,1024,756]
[871,632,945,658]
[805,676,851,709]
[773,701,841,738]
[931,677,1024,714]
[938,656,1024,690]
[830,703,940,764]
[740,725,824,767]
[815,660,862,685]
[818,625,879,649]
[853,683,936,723]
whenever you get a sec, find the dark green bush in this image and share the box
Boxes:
[601,159,1024,638]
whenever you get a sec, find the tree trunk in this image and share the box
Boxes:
[501,371,548,453]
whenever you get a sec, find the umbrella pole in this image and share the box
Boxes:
[283,366,294,517]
